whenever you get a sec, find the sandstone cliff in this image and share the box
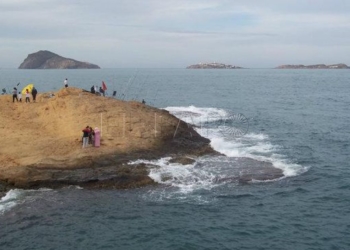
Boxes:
[0,88,214,191]
[18,50,100,69]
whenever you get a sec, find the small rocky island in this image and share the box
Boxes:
[0,88,214,192]
[276,63,350,69]
[187,62,243,69]
[19,50,100,69]
[0,88,287,195]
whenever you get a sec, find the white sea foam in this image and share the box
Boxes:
[0,189,22,214]
[0,188,54,215]
[164,105,229,125]
[130,157,219,194]
[165,106,308,178]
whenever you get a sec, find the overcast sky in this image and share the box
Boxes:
[1,0,350,68]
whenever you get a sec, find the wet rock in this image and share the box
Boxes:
[169,157,196,165]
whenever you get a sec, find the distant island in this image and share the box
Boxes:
[19,50,100,69]
[276,63,350,69]
[187,63,243,69]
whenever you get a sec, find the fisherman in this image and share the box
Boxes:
[90,85,95,94]
[12,88,18,102]
[32,87,38,102]
[64,78,68,88]
[99,87,105,96]
[142,99,146,104]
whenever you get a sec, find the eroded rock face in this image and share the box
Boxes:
[18,50,100,69]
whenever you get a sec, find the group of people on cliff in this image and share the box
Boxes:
[82,126,95,148]
[90,85,107,96]
[12,87,38,103]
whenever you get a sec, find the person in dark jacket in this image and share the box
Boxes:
[12,88,18,102]
[91,85,95,94]
[32,87,38,102]
[99,87,105,96]
[88,127,95,144]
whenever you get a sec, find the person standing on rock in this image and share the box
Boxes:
[25,89,30,103]
[82,126,90,148]
[88,127,94,145]
[99,87,105,96]
[32,87,38,102]
[12,88,18,102]
[18,91,22,102]
[64,78,68,88]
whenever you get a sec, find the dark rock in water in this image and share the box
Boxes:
[169,156,196,165]
[214,157,284,184]
[18,50,100,69]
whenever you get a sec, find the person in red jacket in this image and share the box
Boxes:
[82,126,90,148]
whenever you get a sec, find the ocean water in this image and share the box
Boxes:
[1,69,350,250]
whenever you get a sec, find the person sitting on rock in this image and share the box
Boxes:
[91,85,95,94]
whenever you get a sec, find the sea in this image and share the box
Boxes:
[0,68,350,250]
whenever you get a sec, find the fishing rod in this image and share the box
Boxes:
[118,74,134,99]
[122,71,138,101]
[130,76,142,101]
[147,84,161,107]
[134,75,148,101]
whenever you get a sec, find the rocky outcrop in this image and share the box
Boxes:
[276,63,350,69]
[187,63,243,69]
[18,50,100,69]
[0,88,216,191]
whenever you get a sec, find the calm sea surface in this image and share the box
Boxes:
[1,69,350,250]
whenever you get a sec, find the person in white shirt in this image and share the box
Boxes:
[18,91,22,102]
[25,89,30,103]
[64,78,68,88]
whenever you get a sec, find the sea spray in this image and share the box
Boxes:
[165,106,308,177]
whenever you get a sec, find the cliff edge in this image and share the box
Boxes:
[18,50,100,69]
[0,88,215,191]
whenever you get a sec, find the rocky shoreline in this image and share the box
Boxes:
[0,87,216,193]
[0,88,286,198]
